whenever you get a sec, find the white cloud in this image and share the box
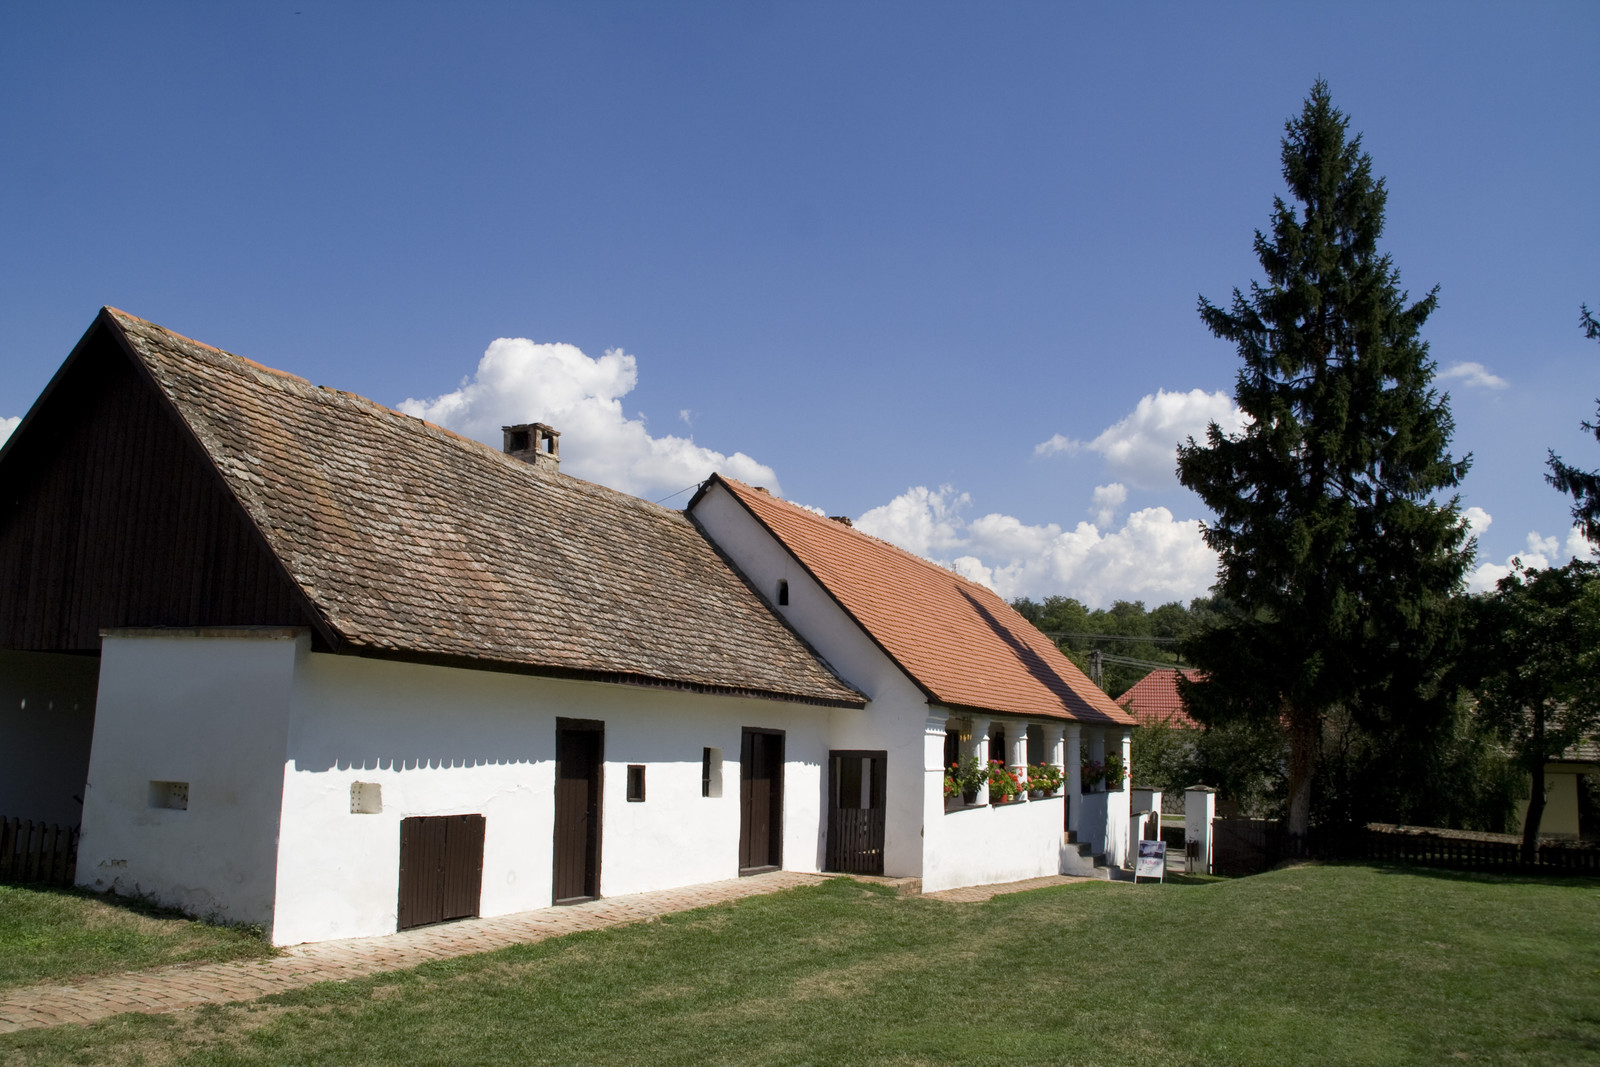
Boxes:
[1440,362,1509,390]
[679,409,694,427]
[1461,506,1492,538]
[1568,526,1598,563]
[398,338,778,498]
[1035,388,1247,489]
[854,485,970,558]
[0,416,18,447]
[1089,483,1127,527]
[855,485,1217,608]
[1467,526,1596,592]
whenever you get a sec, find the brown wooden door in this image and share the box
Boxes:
[553,720,604,904]
[826,751,887,875]
[398,814,485,931]
[739,728,784,873]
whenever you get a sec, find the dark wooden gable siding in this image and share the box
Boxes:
[0,324,322,651]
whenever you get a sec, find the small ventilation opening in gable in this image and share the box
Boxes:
[777,579,789,606]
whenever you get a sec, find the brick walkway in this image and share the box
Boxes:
[0,870,826,1034]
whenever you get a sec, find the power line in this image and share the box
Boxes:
[1043,631,1179,645]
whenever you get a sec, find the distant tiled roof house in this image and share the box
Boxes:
[1117,669,1203,730]
[1,308,1149,943]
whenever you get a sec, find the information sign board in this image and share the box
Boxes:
[1135,839,1166,883]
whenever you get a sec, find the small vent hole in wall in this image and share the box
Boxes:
[777,579,789,606]
[702,747,723,798]
[350,781,383,814]
[626,765,646,802]
[148,781,189,810]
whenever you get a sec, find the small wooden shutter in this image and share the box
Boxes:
[398,814,485,931]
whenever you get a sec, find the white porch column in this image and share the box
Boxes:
[1065,724,1082,834]
[1009,721,1030,801]
[1042,723,1064,797]
[925,714,952,848]
[964,717,991,805]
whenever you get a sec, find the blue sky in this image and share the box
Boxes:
[3,2,1596,606]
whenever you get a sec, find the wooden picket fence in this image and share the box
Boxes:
[1210,818,1600,877]
[0,817,80,887]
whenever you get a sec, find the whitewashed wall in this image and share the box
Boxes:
[1078,791,1131,868]
[76,630,302,928]
[921,716,1068,893]
[271,652,833,946]
[691,483,931,878]
[0,650,99,825]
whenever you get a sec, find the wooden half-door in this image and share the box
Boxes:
[397,814,485,931]
[826,750,886,875]
[739,728,785,874]
[553,718,604,904]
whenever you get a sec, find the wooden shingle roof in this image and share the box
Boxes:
[705,476,1135,726]
[101,309,864,708]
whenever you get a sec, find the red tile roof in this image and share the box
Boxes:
[1116,669,1202,729]
[707,477,1135,726]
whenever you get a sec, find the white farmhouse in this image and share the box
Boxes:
[0,309,1136,944]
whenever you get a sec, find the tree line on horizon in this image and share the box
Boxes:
[1013,82,1599,858]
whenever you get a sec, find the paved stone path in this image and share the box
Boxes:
[0,870,826,1034]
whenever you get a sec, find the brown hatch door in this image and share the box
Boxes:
[826,751,887,875]
[398,814,485,931]
[739,728,785,874]
[553,718,604,904]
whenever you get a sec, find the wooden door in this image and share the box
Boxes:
[398,814,485,931]
[553,719,604,904]
[739,728,784,873]
[826,751,887,874]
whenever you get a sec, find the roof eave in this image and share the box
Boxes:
[341,642,868,709]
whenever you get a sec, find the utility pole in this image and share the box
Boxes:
[1089,648,1103,688]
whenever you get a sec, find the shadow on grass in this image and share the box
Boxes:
[1,880,271,939]
[1355,861,1600,890]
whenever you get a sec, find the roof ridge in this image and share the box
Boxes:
[720,476,997,596]
[105,308,315,386]
[108,308,691,523]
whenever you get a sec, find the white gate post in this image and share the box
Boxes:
[1185,786,1216,874]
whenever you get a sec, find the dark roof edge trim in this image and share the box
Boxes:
[342,642,869,709]
[0,313,114,470]
[932,697,1133,728]
[98,309,346,655]
[691,474,940,705]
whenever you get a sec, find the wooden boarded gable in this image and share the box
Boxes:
[0,314,326,652]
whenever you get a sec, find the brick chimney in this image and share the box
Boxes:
[502,423,560,473]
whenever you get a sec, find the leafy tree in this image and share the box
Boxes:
[1175,82,1473,837]
[1545,303,1600,546]
[1467,560,1600,859]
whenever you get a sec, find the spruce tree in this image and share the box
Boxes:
[1545,303,1600,546]
[1176,82,1473,836]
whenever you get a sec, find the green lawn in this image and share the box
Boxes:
[0,884,273,990]
[3,864,1597,1066]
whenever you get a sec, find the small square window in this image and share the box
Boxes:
[626,765,646,802]
[702,747,723,798]
[149,780,189,810]
[350,781,383,814]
